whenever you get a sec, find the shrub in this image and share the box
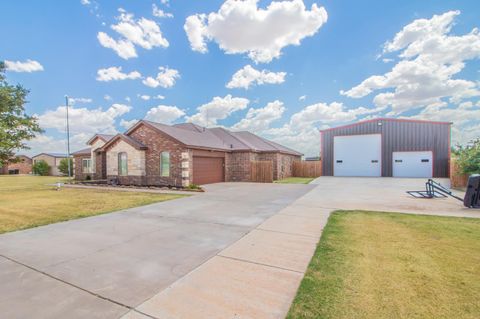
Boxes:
[186,183,201,190]
[58,158,73,176]
[455,138,480,175]
[86,175,91,181]
[32,160,50,176]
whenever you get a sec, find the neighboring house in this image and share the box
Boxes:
[73,121,302,186]
[320,118,451,178]
[0,155,32,175]
[32,153,70,176]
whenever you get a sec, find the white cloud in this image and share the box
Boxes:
[4,59,44,72]
[341,10,480,115]
[154,94,165,100]
[96,66,141,81]
[97,32,137,59]
[80,0,90,5]
[98,9,168,59]
[184,0,328,63]
[138,94,150,100]
[289,102,382,128]
[68,97,93,104]
[144,105,186,124]
[120,118,138,130]
[184,14,209,53]
[142,67,180,88]
[37,103,131,135]
[104,95,112,101]
[232,100,285,132]
[256,101,384,156]
[299,95,307,101]
[153,4,173,18]
[226,65,286,89]
[187,95,249,126]
[384,11,460,54]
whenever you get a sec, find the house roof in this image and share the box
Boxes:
[86,134,115,145]
[320,117,452,133]
[100,134,148,151]
[126,120,302,156]
[72,148,91,156]
[33,152,70,158]
[231,131,303,156]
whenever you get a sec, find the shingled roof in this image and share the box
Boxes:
[126,120,302,156]
[72,148,91,156]
[87,134,115,145]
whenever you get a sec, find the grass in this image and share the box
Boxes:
[0,175,185,234]
[274,177,315,184]
[287,210,480,319]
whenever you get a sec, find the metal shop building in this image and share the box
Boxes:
[320,118,451,178]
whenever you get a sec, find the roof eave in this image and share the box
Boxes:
[320,117,453,133]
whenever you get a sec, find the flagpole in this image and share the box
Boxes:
[65,95,71,178]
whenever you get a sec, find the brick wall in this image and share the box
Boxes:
[226,152,255,182]
[94,151,107,180]
[3,156,33,174]
[74,154,92,180]
[128,124,188,187]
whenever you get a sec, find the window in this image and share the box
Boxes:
[118,152,128,176]
[160,152,170,177]
[82,159,92,173]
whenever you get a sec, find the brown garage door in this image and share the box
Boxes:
[193,156,225,185]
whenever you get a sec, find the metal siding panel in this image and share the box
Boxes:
[321,119,450,178]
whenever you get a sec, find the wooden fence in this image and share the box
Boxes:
[450,158,468,188]
[251,161,273,183]
[292,161,322,178]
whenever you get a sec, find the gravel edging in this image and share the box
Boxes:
[62,184,200,195]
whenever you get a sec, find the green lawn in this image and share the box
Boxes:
[274,177,315,184]
[0,175,185,234]
[288,211,480,319]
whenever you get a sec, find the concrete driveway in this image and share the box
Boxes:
[307,176,480,218]
[2,178,478,319]
[0,182,313,319]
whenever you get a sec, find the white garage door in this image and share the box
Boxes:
[393,151,433,178]
[334,134,382,177]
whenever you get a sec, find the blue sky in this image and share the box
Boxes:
[1,0,479,156]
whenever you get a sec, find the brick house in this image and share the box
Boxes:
[73,120,302,186]
[0,155,32,175]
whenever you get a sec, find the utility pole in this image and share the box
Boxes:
[65,95,71,178]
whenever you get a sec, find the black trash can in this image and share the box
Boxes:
[464,174,480,208]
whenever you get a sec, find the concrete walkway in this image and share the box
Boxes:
[124,191,331,319]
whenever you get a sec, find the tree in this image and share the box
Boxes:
[0,61,43,166]
[32,160,50,176]
[58,158,73,176]
[455,138,480,175]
